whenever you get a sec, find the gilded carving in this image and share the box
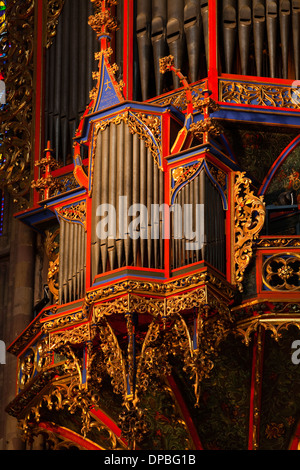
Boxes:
[233,172,265,291]
[56,200,87,230]
[220,80,300,109]
[46,0,65,48]
[0,0,35,208]
[262,254,300,291]
[45,228,60,301]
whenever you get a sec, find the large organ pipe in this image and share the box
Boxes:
[279,0,291,78]
[253,0,266,76]
[292,0,300,79]
[238,0,252,75]
[222,0,237,74]
[184,0,202,83]
[200,0,209,70]
[151,0,167,96]
[266,0,278,77]
[167,0,185,89]
[136,0,152,101]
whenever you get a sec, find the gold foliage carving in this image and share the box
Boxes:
[45,229,60,301]
[233,172,265,291]
[220,80,300,109]
[46,0,65,48]
[0,0,35,209]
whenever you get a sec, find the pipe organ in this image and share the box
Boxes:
[6,0,300,453]
[90,122,165,277]
[135,0,300,101]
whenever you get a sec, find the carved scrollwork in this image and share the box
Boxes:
[46,0,66,48]
[220,80,300,109]
[45,228,60,301]
[262,253,300,291]
[233,172,265,291]
[0,0,35,209]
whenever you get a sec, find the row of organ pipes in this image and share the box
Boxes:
[57,122,226,305]
[136,0,300,100]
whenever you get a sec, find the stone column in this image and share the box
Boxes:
[2,216,35,450]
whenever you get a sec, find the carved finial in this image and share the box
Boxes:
[88,0,118,39]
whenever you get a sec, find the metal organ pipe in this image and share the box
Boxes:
[136,0,152,100]
[238,0,252,75]
[200,0,209,70]
[292,0,300,79]
[266,0,278,77]
[184,0,202,83]
[167,0,185,89]
[253,0,266,77]
[279,0,291,78]
[151,0,167,96]
[222,0,237,74]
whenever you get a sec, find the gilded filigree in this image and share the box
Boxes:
[171,162,202,198]
[263,253,300,291]
[189,118,223,140]
[233,172,265,291]
[56,200,87,230]
[88,0,119,37]
[220,80,300,109]
[45,228,60,301]
[0,0,35,208]
[46,0,65,48]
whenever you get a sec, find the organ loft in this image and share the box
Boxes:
[1,0,300,451]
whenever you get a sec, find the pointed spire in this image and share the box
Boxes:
[88,0,124,112]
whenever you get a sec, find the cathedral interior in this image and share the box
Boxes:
[1,0,300,451]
